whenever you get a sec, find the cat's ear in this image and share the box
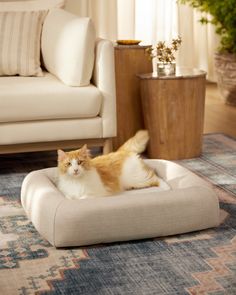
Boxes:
[80,144,90,157]
[57,149,67,161]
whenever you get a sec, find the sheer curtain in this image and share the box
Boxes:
[66,0,218,80]
[177,4,218,81]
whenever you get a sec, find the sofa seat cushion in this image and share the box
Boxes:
[21,159,220,247]
[0,72,102,123]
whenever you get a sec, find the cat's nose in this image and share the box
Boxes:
[74,169,79,173]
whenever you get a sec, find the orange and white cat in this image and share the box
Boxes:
[57,130,159,200]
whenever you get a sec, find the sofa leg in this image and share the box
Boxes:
[103,139,113,154]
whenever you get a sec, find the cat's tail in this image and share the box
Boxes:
[118,130,149,154]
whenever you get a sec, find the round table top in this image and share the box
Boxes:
[137,67,206,80]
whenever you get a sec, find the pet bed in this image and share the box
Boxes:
[21,160,219,247]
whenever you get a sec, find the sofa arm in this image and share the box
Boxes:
[92,39,117,138]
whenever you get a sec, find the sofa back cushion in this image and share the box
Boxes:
[41,9,96,87]
[0,0,65,77]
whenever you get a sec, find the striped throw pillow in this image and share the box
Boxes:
[0,10,47,77]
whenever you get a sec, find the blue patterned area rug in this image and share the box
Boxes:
[0,134,236,295]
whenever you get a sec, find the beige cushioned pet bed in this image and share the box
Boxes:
[21,160,220,247]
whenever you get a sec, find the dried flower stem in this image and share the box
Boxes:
[146,36,182,64]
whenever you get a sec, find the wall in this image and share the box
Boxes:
[65,0,86,16]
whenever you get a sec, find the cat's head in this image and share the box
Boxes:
[57,145,91,177]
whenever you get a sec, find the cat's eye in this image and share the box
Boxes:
[77,160,82,165]
[66,162,71,167]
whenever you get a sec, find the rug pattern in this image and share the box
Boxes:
[0,134,236,295]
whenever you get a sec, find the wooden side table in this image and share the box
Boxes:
[138,68,206,160]
[113,45,152,150]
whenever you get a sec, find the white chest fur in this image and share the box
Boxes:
[58,168,109,200]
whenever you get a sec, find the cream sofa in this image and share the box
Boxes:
[0,8,116,154]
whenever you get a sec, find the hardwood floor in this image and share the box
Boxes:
[204,83,236,139]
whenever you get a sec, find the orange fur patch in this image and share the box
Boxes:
[91,151,132,193]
